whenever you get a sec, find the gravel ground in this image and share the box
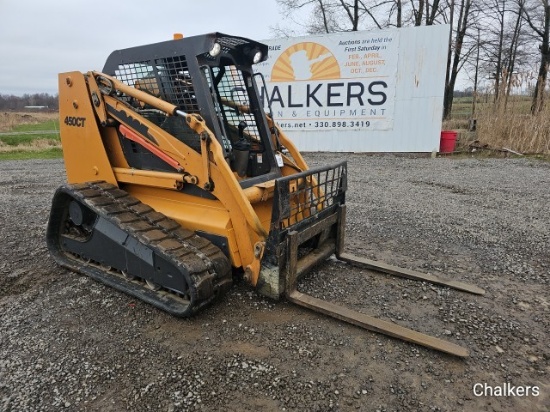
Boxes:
[0,154,548,412]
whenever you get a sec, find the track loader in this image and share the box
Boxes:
[47,33,484,357]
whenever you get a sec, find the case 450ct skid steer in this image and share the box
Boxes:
[47,33,484,358]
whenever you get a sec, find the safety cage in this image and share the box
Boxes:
[104,33,276,180]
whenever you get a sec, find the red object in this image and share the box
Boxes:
[440,130,457,153]
[119,124,182,171]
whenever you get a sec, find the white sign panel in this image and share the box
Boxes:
[255,31,398,132]
[256,25,450,153]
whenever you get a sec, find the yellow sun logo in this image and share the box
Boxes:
[272,42,341,82]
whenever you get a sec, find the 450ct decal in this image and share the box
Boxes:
[64,116,86,127]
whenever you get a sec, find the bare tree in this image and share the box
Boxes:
[413,0,426,25]
[504,0,525,106]
[459,0,531,107]
[276,0,447,33]
[339,0,361,30]
[310,0,338,33]
[316,0,333,32]
[426,0,443,24]
[493,0,507,101]
[410,0,443,25]
[443,0,474,119]
[476,0,527,104]
[396,0,403,26]
[522,0,550,113]
[274,0,385,34]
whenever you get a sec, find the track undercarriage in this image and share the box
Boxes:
[46,181,232,317]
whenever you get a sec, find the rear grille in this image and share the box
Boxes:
[272,162,347,230]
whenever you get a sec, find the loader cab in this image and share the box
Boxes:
[103,33,279,188]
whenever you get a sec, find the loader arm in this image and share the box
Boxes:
[91,72,269,279]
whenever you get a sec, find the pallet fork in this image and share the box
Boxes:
[285,205,484,358]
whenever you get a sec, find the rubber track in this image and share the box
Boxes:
[47,181,232,316]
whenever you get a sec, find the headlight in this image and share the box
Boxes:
[209,42,221,57]
[253,50,262,64]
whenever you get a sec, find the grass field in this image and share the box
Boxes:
[0,112,61,160]
[0,147,63,160]
[444,94,550,155]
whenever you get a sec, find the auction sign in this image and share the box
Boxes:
[255,30,399,132]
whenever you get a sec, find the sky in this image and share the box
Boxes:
[0,0,290,96]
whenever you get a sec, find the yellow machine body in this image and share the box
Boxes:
[59,70,279,285]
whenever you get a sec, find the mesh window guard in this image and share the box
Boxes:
[113,56,200,114]
[114,56,202,152]
[212,66,261,144]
